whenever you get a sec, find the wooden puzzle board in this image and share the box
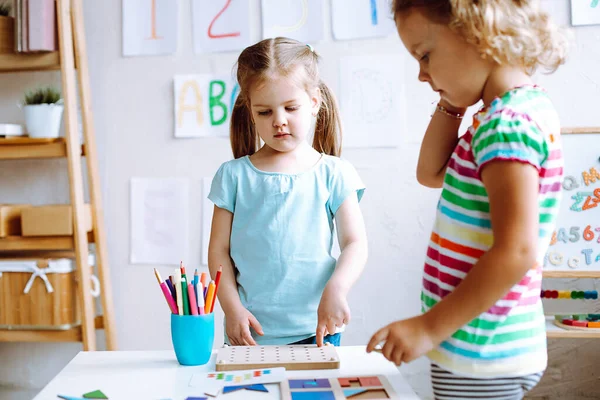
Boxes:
[283,375,399,400]
[216,345,340,371]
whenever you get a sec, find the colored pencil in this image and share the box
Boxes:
[204,281,216,315]
[154,268,177,314]
[210,266,222,313]
[174,269,183,315]
[196,281,205,315]
[187,283,198,315]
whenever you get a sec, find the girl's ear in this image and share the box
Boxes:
[311,88,321,117]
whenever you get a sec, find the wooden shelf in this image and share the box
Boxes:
[543,270,600,278]
[0,138,85,159]
[0,236,75,251]
[0,52,61,73]
[0,316,104,343]
[0,232,94,252]
[546,318,600,339]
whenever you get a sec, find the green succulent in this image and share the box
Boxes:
[23,86,62,105]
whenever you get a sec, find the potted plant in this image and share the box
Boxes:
[22,86,64,138]
[0,1,13,54]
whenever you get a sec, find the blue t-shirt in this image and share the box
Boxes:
[208,154,365,344]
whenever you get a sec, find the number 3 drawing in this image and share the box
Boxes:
[272,0,308,32]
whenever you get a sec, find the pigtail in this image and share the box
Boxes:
[313,81,342,157]
[230,95,260,159]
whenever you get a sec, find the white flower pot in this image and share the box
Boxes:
[24,104,64,138]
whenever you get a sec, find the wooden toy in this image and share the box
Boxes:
[553,314,600,332]
[285,375,399,399]
[216,345,340,372]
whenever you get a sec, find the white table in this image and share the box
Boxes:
[34,346,420,400]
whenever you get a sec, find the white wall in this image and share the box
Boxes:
[0,1,598,399]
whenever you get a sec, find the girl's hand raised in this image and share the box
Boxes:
[316,283,350,346]
[225,305,264,346]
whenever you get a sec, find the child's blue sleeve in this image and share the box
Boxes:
[327,160,365,215]
[208,162,236,213]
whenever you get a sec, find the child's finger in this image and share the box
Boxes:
[326,320,337,337]
[315,324,327,347]
[366,327,389,353]
[391,346,404,366]
[242,327,257,346]
[249,314,264,336]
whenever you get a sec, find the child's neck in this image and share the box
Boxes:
[250,142,322,174]
[481,65,533,107]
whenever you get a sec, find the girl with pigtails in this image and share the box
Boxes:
[208,37,368,347]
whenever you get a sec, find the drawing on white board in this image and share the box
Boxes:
[570,0,600,26]
[130,178,189,265]
[340,55,405,148]
[348,68,394,125]
[331,0,395,40]
[261,0,323,43]
[122,0,178,56]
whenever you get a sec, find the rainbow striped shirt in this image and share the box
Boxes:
[424,86,564,377]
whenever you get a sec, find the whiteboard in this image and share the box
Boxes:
[543,129,600,276]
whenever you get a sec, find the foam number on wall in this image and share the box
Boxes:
[261,0,323,43]
[331,0,396,40]
[174,75,239,138]
[122,0,178,56]
[192,0,251,54]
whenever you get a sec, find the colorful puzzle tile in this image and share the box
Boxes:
[222,384,268,394]
[589,321,600,328]
[185,398,207,400]
[572,320,588,327]
[343,389,369,397]
[290,379,331,389]
[358,376,382,387]
[82,390,108,399]
[338,377,357,387]
[291,391,335,400]
[57,396,87,400]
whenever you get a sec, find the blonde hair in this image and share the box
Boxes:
[230,37,342,159]
[392,0,570,74]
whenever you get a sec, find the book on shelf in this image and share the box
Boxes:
[13,0,56,53]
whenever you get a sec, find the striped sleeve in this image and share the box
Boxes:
[471,109,549,173]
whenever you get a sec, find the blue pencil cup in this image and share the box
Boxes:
[171,313,214,366]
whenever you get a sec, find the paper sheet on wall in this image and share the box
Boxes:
[570,0,600,26]
[331,0,396,40]
[339,55,406,148]
[122,0,177,56]
[174,74,239,138]
[192,0,252,54]
[261,0,324,43]
[130,178,189,265]
[202,177,213,266]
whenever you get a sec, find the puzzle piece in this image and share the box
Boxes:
[291,391,335,400]
[358,376,382,387]
[222,384,268,394]
[289,379,331,389]
[343,389,368,397]
[82,390,108,399]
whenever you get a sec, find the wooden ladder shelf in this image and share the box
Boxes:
[0,0,116,351]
